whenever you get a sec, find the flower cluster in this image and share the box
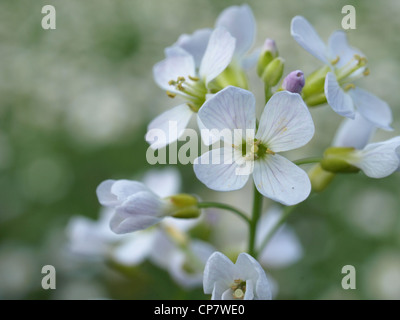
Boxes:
[67,4,400,300]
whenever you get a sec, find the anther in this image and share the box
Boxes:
[331,56,340,65]
[166,91,176,98]
[188,75,199,81]
[344,83,356,91]
[266,148,275,155]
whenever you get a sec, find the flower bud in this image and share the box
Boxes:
[257,38,279,77]
[282,70,305,94]
[261,57,284,87]
[166,194,200,219]
[320,147,360,173]
[308,164,335,192]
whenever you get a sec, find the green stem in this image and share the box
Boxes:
[256,205,296,256]
[197,202,250,224]
[248,186,264,257]
[293,157,322,166]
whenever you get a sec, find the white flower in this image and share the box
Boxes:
[66,208,156,265]
[96,168,199,234]
[256,206,303,268]
[346,137,400,178]
[203,252,272,300]
[172,4,257,70]
[194,86,315,206]
[291,16,392,130]
[147,28,236,149]
[96,179,170,233]
[329,115,400,178]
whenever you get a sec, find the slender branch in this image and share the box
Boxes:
[256,205,297,256]
[197,202,250,224]
[293,157,322,166]
[248,186,264,258]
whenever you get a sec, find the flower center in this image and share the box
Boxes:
[167,76,208,112]
[334,54,369,88]
[231,279,246,299]
[234,138,275,161]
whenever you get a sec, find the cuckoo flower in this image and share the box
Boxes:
[147,28,235,149]
[96,177,199,234]
[203,252,272,300]
[194,86,315,206]
[291,16,392,130]
[172,4,257,70]
[322,136,400,178]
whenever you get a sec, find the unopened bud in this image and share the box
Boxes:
[257,38,279,77]
[282,70,305,94]
[261,57,284,87]
[308,164,335,192]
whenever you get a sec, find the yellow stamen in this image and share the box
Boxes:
[166,91,176,98]
[331,56,340,65]
[266,148,275,155]
[188,75,199,81]
[363,68,370,76]
[344,83,356,91]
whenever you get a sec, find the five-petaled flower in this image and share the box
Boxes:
[291,16,392,130]
[194,86,315,206]
[203,251,272,300]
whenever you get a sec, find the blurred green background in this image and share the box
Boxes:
[1,0,400,300]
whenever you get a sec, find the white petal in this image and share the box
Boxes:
[199,27,236,84]
[255,91,314,152]
[290,16,329,64]
[332,114,376,149]
[110,191,164,234]
[111,180,148,202]
[194,148,250,191]
[244,280,255,300]
[112,232,154,265]
[153,47,196,93]
[146,104,194,149]
[328,31,363,68]
[168,240,215,289]
[349,137,400,178]
[142,168,181,198]
[235,253,271,300]
[215,4,256,59]
[96,180,119,207]
[253,155,311,206]
[203,252,237,295]
[198,86,256,135]
[348,87,393,131]
[325,72,355,119]
[256,208,303,268]
[172,28,212,68]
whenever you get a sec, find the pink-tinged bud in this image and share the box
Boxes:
[262,38,278,56]
[282,70,305,94]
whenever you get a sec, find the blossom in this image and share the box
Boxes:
[146,28,236,149]
[96,170,199,234]
[291,16,392,130]
[146,4,259,150]
[194,86,315,206]
[173,4,257,70]
[256,206,303,268]
[203,251,272,300]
